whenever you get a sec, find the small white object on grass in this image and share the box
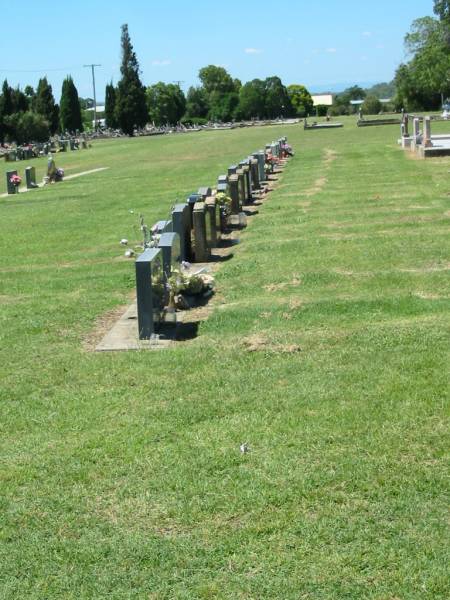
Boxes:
[240,442,250,453]
[120,239,128,246]
[124,249,135,258]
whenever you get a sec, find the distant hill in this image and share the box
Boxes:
[365,81,396,99]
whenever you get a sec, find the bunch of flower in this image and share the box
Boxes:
[215,192,232,216]
[10,174,21,187]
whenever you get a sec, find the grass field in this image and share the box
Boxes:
[0,118,449,599]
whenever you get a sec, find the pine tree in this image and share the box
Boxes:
[104,82,118,128]
[0,79,13,143]
[115,24,148,135]
[60,76,83,133]
[34,77,59,134]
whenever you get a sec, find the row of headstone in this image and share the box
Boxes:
[135,137,289,339]
[4,137,88,163]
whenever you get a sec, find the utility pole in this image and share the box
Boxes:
[84,63,101,129]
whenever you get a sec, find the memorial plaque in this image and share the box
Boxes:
[158,231,181,279]
[135,248,164,339]
[172,203,192,262]
[6,170,18,195]
[193,202,210,262]
[25,166,38,189]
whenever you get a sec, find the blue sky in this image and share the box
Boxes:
[0,0,435,101]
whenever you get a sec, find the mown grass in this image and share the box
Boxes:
[0,118,449,599]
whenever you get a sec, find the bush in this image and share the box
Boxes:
[362,95,382,115]
[180,116,208,126]
[4,111,50,144]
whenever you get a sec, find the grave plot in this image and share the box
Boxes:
[399,113,450,158]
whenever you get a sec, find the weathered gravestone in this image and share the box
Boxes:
[228,174,240,214]
[172,203,192,262]
[158,231,181,279]
[25,166,38,189]
[249,158,260,190]
[205,196,221,247]
[187,193,202,228]
[193,202,210,262]
[135,248,164,339]
[253,151,266,182]
[413,118,421,139]
[6,170,18,194]
[236,169,246,206]
[239,161,252,202]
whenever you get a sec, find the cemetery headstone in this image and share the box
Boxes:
[187,193,202,228]
[250,158,260,190]
[228,174,240,214]
[157,231,181,279]
[193,202,210,262]
[172,203,192,262]
[413,118,421,139]
[217,175,228,185]
[236,169,246,206]
[25,166,38,189]
[205,196,220,247]
[198,186,212,200]
[152,220,172,234]
[228,165,238,176]
[6,170,18,195]
[216,182,228,194]
[135,248,164,339]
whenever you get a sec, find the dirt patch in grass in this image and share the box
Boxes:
[82,297,134,351]
[243,333,301,354]
[303,148,337,197]
[264,274,301,292]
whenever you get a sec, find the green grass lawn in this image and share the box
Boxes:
[0,118,449,599]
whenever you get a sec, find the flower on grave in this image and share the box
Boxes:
[215,192,232,216]
[120,239,128,245]
[10,174,21,187]
[56,168,64,179]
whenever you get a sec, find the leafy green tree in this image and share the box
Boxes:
[394,15,450,110]
[60,76,83,132]
[287,84,313,117]
[104,82,118,128]
[235,79,266,120]
[185,86,209,119]
[4,111,49,144]
[115,24,148,135]
[362,95,382,115]
[434,0,450,22]
[198,65,238,121]
[263,76,292,118]
[34,77,59,134]
[11,87,29,113]
[146,82,186,125]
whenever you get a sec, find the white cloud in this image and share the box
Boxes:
[245,48,263,54]
[151,59,171,66]
[326,48,337,53]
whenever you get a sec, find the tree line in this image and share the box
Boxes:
[0,75,83,144]
[0,24,314,143]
